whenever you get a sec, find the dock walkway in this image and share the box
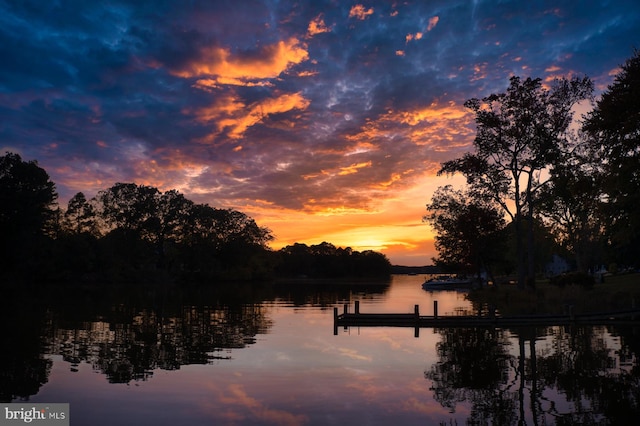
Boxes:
[333,301,640,335]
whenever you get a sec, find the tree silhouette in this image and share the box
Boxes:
[440,76,593,288]
[424,185,507,281]
[537,161,603,272]
[0,153,392,283]
[276,242,391,278]
[426,325,640,424]
[584,49,640,267]
[63,192,99,236]
[0,152,58,281]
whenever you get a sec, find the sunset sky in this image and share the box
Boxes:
[1,1,639,265]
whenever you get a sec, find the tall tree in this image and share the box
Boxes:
[95,183,161,236]
[440,76,592,288]
[424,185,506,282]
[63,192,99,236]
[537,158,603,272]
[583,50,640,266]
[0,152,58,278]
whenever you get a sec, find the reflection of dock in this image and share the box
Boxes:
[333,301,640,336]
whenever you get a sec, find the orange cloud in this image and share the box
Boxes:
[297,70,318,77]
[188,92,245,122]
[194,78,271,90]
[405,32,423,43]
[338,161,372,176]
[349,4,374,20]
[608,67,621,76]
[347,101,473,152]
[174,37,309,86]
[188,91,310,139]
[397,102,469,126]
[307,14,331,36]
[219,92,311,138]
[427,16,439,31]
[471,62,488,81]
[375,172,402,188]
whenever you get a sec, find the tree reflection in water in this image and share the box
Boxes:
[3,280,639,424]
[1,280,391,400]
[426,327,517,425]
[46,303,271,384]
[426,324,640,425]
[0,297,52,402]
[0,284,275,394]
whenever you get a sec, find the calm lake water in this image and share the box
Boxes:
[3,274,639,425]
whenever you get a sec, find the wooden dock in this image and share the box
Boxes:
[333,301,640,335]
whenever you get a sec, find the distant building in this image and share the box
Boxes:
[545,254,570,277]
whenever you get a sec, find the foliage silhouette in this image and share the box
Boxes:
[438,76,593,288]
[0,152,58,281]
[276,241,391,278]
[426,325,640,424]
[583,49,640,266]
[424,185,507,281]
[0,154,390,285]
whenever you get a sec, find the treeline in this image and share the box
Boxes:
[276,242,391,279]
[425,50,640,287]
[0,153,390,285]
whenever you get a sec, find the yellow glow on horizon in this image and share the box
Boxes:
[240,172,469,265]
[311,206,374,216]
[53,166,467,266]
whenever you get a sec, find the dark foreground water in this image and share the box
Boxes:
[3,275,639,425]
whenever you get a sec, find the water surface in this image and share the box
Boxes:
[4,275,639,425]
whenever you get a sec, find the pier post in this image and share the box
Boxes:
[414,305,420,338]
[355,300,360,314]
[333,307,338,335]
[433,300,438,319]
[569,305,574,321]
[343,304,348,331]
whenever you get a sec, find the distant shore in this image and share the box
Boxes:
[466,272,640,316]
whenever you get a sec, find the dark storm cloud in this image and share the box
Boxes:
[1,0,638,210]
